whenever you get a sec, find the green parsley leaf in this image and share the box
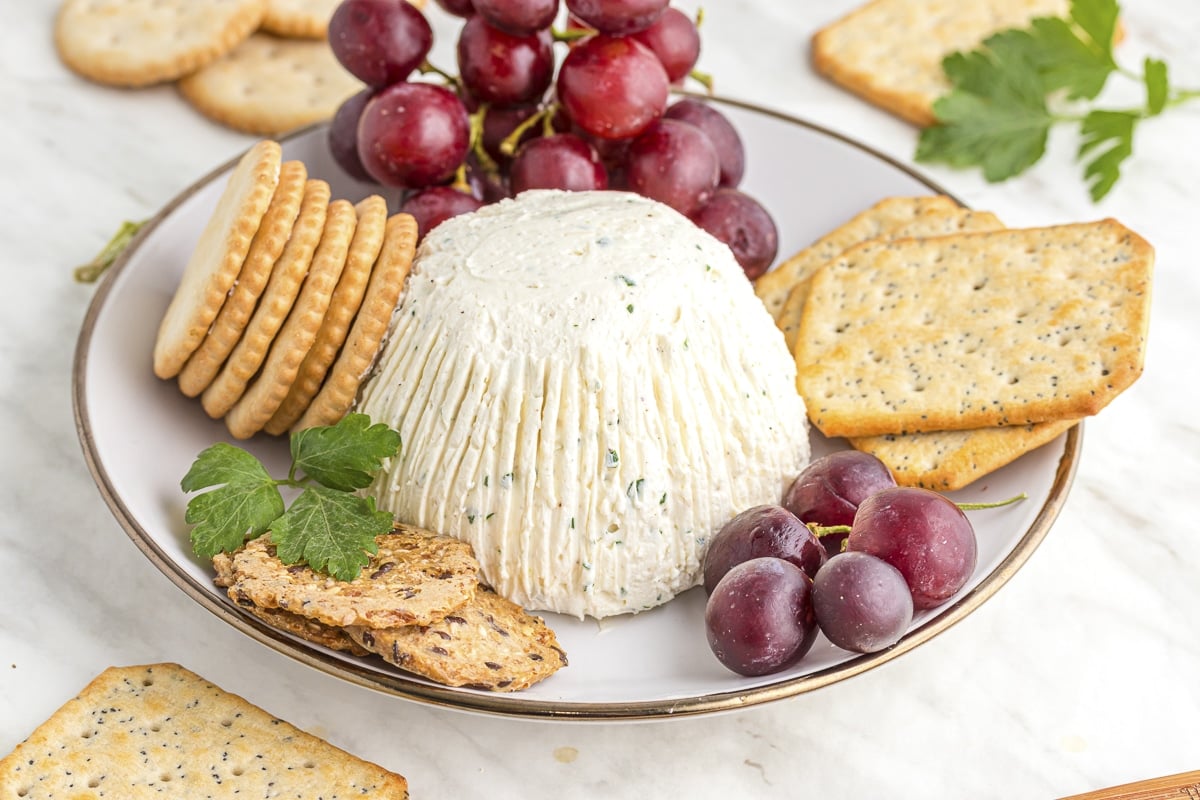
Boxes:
[291,412,401,492]
[1078,109,1137,201]
[918,55,1052,182]
[181,443,284,558]
[1144,57,1169,116]
[1068,0,1119,62]
[916,0,1197,200]
[270,486,393,581]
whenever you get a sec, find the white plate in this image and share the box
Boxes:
[73,98,1080,720]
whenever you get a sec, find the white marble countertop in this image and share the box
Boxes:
[3,1,1199,797]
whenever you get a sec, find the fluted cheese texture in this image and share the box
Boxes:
[358,190,810,618]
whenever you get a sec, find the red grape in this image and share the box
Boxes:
[457,16,554,107]
[328,89,375,183]
[812,552,913,653]
[400,186,484,239]
[847,487,978,611]
[565,0,668,35]
[702,505,826,594]
[433,0,476,16]
[690,189,779,280]
[630,7,699,83]
[329,0,433,87]
[357,82,470,188]
[473,0,558,35]
[663,98,745,187]
[466,156,513,202]
[510,133,608,193]
[625,119,719,214]
[705,558,818,677]
[783,450,896,556]
[556,35,669,140]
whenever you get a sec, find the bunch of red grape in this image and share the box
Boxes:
[703,451,992,677]
[325,0,779,279]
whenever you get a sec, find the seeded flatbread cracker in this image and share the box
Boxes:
[779,207,1006,352]
[0,664,408,798]
[795,219,1154,437]
[295,213,419,431]
[812,0,1072,126]
[228,525,479,629]
[201,179,331,419]
[179,33,364,136]
[154,140,281,379]
[177,159,309,397]
[54,0,265,88]
[266,195,389,435]
[227,588,372,655]
[347,587,568,692]
[225,199,358,439]
[754,195,958,322]
[850,418,1079,490]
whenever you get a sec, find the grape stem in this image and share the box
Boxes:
[418,59,460,90]
[74,219,146,283]
[956,493,1027,511]
[551,27,592,43]
[688,69,715,94]
[467,105,500,175]
[804,523,852,539]
[499,104,557,157]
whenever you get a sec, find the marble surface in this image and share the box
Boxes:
[3,1,1198,797]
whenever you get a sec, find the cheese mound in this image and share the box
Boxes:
[357,190,809,618]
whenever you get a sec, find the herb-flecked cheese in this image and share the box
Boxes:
[357,190,809,619]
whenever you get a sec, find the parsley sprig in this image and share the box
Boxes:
[915,0,1199,200]
[181,413,401,581]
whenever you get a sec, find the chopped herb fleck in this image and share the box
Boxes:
[616,274,636,286]
[483,475,489,487]
[605,449,619,468]
[500,472,513,488]
[659,492,667,505]
[626,478,644,501]
[626,304,634,313]
[485,512,494,520]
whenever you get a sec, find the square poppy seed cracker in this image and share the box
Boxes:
[266,195,388,435]
[849,418,1079,490]
[153,140,281,379]
[201,179,332,419]
[795,219,1153,437]
[178,33,364,136]
[0,663,409,798]
[228,524,479,629]
[346,587,568,692]
[778,207,1005,352]
[754,195,959,322]
[811,0,1072,126]
[54,0,265,88]
[295,213,419,431]
[225,199,358,439]
[177,159,309,398]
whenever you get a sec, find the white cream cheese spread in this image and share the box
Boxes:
[357,190,809,618]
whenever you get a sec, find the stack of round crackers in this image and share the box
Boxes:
[153,139,419,439]
[52,0,427,134]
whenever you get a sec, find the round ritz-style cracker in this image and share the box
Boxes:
[346,588,568,692]
[294,213,419,431]
[201,179,332,419]
[261,0,427,38]
[227,524,481,629]
[265,195,388,436]
[178,33,364,136]
[54,0,266,88]
[177,159,309,398]
[224,199,358,439]
[153,140,281,380]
